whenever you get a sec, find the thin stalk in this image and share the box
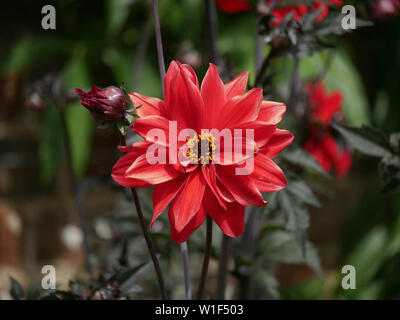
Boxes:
[196,216,213,300]
[287,55,300,111]
[151,0,192,299]
[58,108,91,274]
[255,0,265,87]
[152,0,166,91]
[238,207,261,299]
[204,0,218,64]
[180,242,192,299]
[119,134,168,300]
[216,234,231,299]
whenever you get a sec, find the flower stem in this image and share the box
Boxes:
[152,0,193,299]
[255,0,265,86]
[180,241,192,299]
[119,133,168,300]
[204,0,218,64]
[287,55,300,111]
[196,216,213,299]
[216,234,231,299]
[152,0,166,92]
[58,107,92,274]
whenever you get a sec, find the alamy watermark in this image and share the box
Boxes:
[41,265,56,290]
[41,5,56,30]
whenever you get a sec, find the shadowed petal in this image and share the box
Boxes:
[168,205,207,243]
[261,129,294,158]
[151,174,187,226]
[251,153,287,193]
[125,153,181,185]
[201,164,227,210]
[132,115,170,146]
[216,165,266,207]
[204,188,245,237]
[173,169,206,232]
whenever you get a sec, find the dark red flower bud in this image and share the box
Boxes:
[75,86,127,121]
[372,0,400,19]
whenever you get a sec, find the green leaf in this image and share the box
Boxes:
[346,226,388,288]
[9,277,24,300]
[332,123,393,158]
[280,191,310,231]
[119,261,152,296]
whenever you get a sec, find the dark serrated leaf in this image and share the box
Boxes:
[287,179,322,207]
[260,231,323,278]
[282,147,330,177]
[9,277,24,300]
[332,123,393,158]
[69,281,87,300]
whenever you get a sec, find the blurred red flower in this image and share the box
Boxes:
[303,82,352,177]
[372,0,400,19]
[112,61,293,243]
[216,0,343,26]
[76,86,127,122]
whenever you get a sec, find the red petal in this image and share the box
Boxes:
[168,205,207,243]
[224,71,249,100]
[312,2,329,22]
[251,153,287,193]
[112,152,152,188]
[181,63,200,88]
[261,129,294,158]
[125,153,181,185]
[238,121,277,148]
[151,175,187,226]
[218,88,263,129]
[216,165,266,207]
[132,115,170,146]
[216,0,252,13]
[173,169,206,232]
[129,93,165,117]
[117,140,152,155]
[204,188,245,237]
[320,134,352,178]
[328,0,343,5]
[201,164,227,210]
[201,63,226,128]
[304,136,332,173]
[256,101,286,124]
[164,61,205,131]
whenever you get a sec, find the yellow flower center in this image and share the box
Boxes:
[185,132,216,165]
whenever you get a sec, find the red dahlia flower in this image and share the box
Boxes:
[303,82,352,177]
[112,61,293,243]
[216,0,343,26]
[76,86,127,122]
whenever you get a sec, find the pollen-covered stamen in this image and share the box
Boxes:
[185,132,216,165]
